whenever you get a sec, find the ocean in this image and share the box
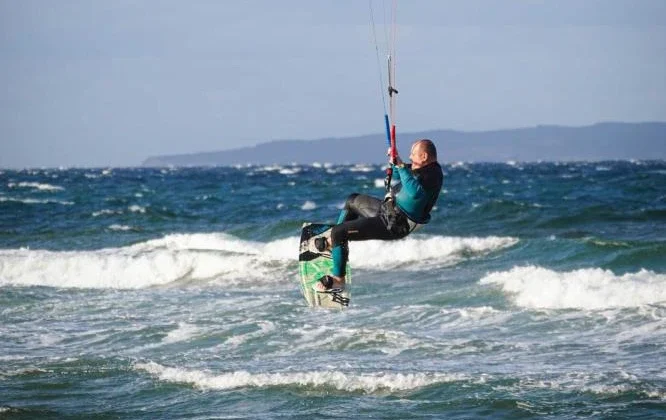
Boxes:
[1,161,665,419]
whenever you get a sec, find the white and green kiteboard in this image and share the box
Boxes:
[298,223,351,309]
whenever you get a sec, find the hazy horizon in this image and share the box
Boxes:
[0,121,665,169]
[2,1,665,167]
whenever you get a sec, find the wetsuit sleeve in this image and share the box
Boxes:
[391,162,443,223]
[392,164,427,199]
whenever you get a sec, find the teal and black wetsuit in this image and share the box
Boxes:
[329,161,443,277]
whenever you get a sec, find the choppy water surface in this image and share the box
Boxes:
[1,161,665,418]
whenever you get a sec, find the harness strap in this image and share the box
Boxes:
[406,217,423,233]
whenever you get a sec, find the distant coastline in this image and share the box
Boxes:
[142,122,666,166]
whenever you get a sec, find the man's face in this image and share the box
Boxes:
[409,142,428,169]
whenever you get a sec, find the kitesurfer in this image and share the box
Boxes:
[314,139,443,292]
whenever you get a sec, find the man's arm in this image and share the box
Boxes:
[393,164,426,199]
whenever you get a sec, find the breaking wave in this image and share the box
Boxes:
[480,266,666,309]
[0,233,517,289]
[135,361,461,393]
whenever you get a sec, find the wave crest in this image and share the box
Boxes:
[135,361,460,393]
[351,235,518,269]
[0,233,517,289]
[480,266,666,309]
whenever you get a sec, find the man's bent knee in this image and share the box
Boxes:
[344,193,359,209]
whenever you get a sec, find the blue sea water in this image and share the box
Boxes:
[1,161,665,419]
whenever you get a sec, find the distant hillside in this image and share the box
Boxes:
[142,122,666,166]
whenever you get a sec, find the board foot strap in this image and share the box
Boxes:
[331,292,350,307]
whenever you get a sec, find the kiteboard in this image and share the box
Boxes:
[298,223,351,309]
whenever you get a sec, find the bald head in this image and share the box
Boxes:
[414,139,437,161]
[409,139,438,169]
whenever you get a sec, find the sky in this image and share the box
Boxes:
[1,0,665,168]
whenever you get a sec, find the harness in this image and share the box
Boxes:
[380,197,422,236]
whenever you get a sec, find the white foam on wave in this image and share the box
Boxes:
[348,164,375,173]
[8,181,64,191]
[480,266,666,309]
[281,323,424,358]
[0,197,73,205]
[128,205,146,213]
[0,233,297,289]
[108,224,134,231]
[517,371,666,400]
[256,164,302,175]
[92,209,120,217]
[0,233,515,290]
[259,164,283,172]
[381,305,510,335]
[350,235,518,269]
[225,321,276,348]
[301,200,316,210]
[280,168,301,175]
[135,361,460,393]
[163,323,198,344]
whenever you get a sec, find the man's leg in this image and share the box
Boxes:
[336,193,383,224]
[314,196,395,292]
[316,194,385,254]
[326,216,397,286]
